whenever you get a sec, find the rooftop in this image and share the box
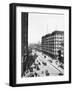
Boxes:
[42,31,64,38]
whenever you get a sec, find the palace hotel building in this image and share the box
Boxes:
[42,31,64,59]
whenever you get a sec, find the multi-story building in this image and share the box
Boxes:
[21,13,28,77]
[42,31,64,59]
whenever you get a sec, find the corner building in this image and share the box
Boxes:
[42,31,64,59]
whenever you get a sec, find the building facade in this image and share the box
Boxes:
[21,13,28,77]
[42,31,64,59]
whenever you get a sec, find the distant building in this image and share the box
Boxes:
[42,31,64,59]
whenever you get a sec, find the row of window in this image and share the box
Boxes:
[42,39,64,42]
[42,49,64,54]
[42,40,64,43]
[42,44,63,47]
[43,36,64,40]
[43,38,64,41]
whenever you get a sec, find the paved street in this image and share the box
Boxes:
[25,49,64,77]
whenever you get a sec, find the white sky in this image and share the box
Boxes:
[28,13,64,44]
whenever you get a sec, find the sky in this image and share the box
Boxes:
[28,13,64,44]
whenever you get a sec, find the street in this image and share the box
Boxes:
[24,49,64,77]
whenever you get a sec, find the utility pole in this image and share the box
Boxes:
[47,24,48,34]
[55,25,58,31]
